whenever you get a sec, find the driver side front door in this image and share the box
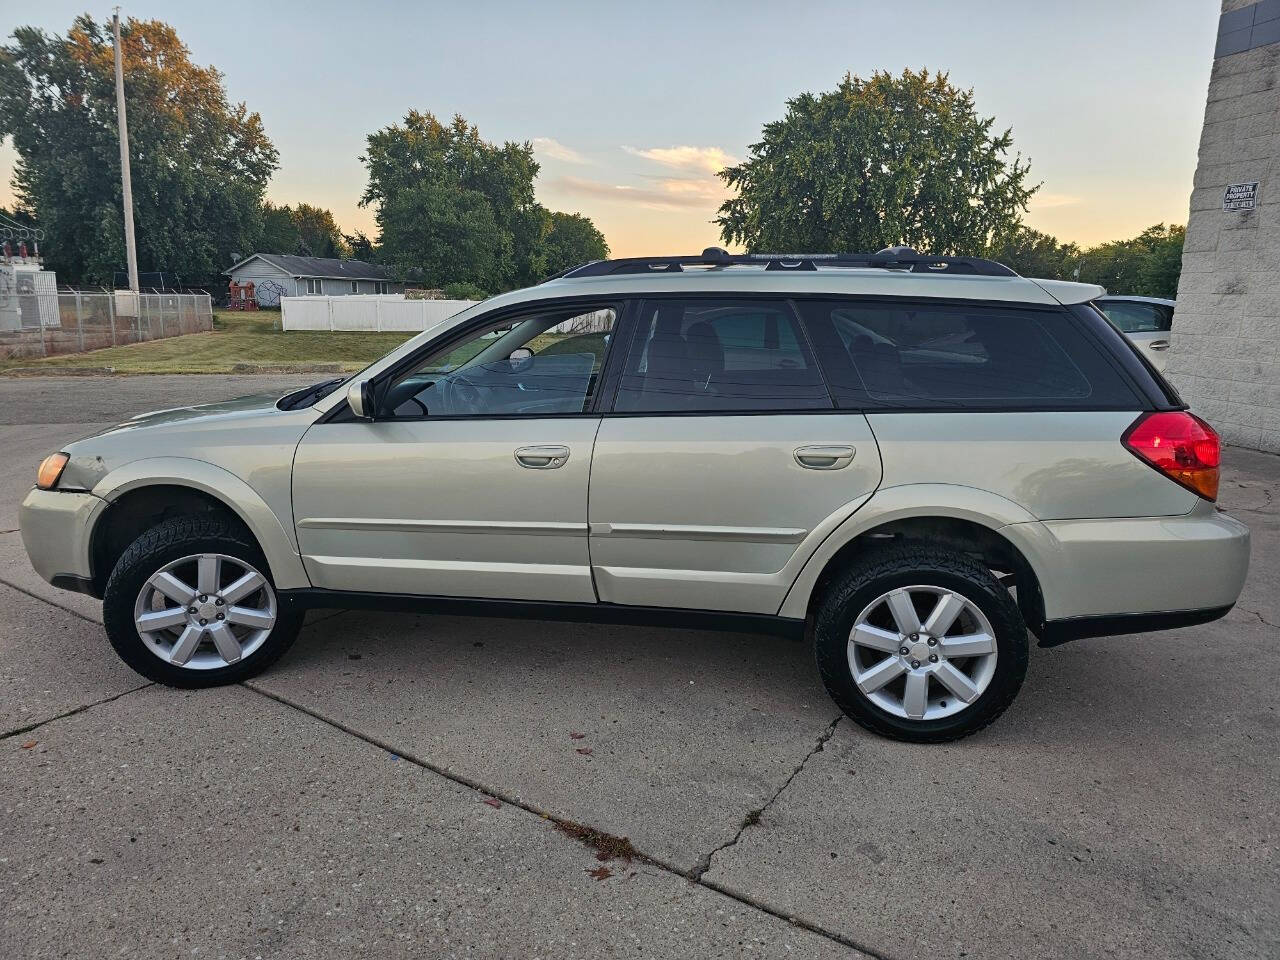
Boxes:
[291,303,618,602]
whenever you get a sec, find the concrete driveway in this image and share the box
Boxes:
[1,375,1276,959]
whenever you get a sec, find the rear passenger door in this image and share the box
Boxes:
[1096,300,1173,371]
[588,297,882,615]
[796,297,1192,520]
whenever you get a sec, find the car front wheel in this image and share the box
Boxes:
[813,542,1028,743]
[102,515,302,687]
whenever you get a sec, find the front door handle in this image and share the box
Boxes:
[1148,339,1170,351]
[794,444,855,470]
[515,445,570,469]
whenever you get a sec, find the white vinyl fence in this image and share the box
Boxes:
[281,295,479,332]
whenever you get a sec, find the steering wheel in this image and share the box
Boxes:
[441,371,489,415]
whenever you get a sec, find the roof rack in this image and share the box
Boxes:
[549,246,1018,280]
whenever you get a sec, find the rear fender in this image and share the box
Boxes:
[777,483,1045,620]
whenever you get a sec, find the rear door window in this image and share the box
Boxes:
[1098,300,1173,334]
[612,299,831,412]
[798,299,1142,409]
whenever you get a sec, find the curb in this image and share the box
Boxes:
[2,366,116,377]
[230,362,346,374]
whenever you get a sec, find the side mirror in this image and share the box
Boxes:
[346,378,374,419]
[508,347,534,373]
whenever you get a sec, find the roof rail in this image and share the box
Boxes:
[550,246,1018,280]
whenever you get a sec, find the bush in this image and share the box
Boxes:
[442,281,488,301]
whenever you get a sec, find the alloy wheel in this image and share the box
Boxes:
[133,553,277,670]
[847,584,998,721]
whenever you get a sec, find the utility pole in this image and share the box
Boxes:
[112,9,139,293]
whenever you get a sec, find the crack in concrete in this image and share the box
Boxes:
[302,608,353,628]
[242,684,885,959]
[0,575,99,625]
[1,682,153,741]
[0,570,883,956]
[1239,608,1280,630]
[691,715,842,882]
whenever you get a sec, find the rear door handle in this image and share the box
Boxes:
[1148,340,1170,350]
[515,445,570,469]
[794,444,855,470]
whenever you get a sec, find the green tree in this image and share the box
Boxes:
[0,15,277,283]
[259,202,300,254]
[361,111,607,290]
[543,211,609,275]
[1078,224,1185,299]
[257,201,350,258]
[344,229,376,262]
[717,69,1037,255]
[377,183,506,291]
[290,203,350,258]
[362,112,541,289]
[986,227,1080,280]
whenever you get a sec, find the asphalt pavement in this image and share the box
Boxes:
[1,375,1275,959]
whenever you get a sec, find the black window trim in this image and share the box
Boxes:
[797,292,1162,414]
[321,290,1172,423]
[1070,301,1184,410]
[322,295,630,423]
[598,291,1161,417]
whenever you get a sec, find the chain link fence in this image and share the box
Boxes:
[0,291,214,361]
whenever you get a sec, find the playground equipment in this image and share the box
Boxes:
[228,279,259,311]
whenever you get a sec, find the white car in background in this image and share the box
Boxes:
[1095,296,1175,371]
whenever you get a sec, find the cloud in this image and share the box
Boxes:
[622,145,736,175]
[550,175,728,211]
[1028,192,1081,210]
[531,137,590,165]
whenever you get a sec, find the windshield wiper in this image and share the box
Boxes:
[278,377,345,410]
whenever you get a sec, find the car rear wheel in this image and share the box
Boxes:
[813,541,1028,743]
[102,515,302,687]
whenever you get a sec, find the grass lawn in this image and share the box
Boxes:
[1,310,416,374]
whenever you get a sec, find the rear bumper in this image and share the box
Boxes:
[1038,604,1233,646]
[19,487,105,593]
[1007,501,1250,629]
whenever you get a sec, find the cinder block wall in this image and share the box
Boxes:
[1167,0,1280,453]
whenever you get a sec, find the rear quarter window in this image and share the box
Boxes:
[797,298,1144,410]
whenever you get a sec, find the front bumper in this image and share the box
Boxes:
[19,487,106,594]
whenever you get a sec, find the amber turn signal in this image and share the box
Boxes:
[36,452,69,491]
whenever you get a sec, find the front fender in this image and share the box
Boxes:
[776,483,1047,620]
[91,457,310,590]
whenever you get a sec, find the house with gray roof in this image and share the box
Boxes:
[225,254,403,306]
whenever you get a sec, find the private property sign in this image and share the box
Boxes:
[1223,181,1258,211]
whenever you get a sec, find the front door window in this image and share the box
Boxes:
[384,307,617,418]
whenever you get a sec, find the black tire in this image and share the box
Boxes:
[813,541,1028,743]
[102,515,302,688]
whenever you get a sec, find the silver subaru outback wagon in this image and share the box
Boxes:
[19,248,1250,742]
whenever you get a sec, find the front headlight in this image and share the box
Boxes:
[36,452,69,490]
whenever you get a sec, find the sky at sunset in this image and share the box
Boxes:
[1,0,1221,258]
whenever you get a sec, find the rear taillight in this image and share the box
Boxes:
[1122,411,1220,501]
